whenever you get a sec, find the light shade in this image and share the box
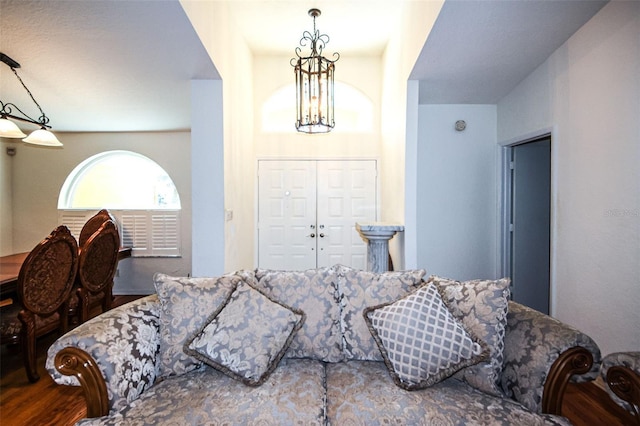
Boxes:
[23,128,63,147]
[0,117,27,138]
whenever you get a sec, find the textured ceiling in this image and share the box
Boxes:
[0,0,217,132]
[0,0,607,133]
[411,0,608,104]
[226,1,405,56]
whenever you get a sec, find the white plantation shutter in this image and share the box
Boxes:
[58,210,95,238]
[59,209,181,257]
[120,212,149,256]
[151,213,180,254]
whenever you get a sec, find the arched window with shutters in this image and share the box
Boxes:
[58,150,181,257]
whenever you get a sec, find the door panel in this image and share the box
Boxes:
[258,160,376,270]
[316,160,377,269]
[258,160,317,270]
[510,138,551,314]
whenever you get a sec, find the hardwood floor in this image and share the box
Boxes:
[0,295,141,426]
[563,380,635,425]
[1,334,86,426]
[1,296,635,425]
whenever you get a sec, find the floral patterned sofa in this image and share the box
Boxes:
[47,265,601,425]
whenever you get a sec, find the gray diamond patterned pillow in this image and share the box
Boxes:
[154,273,242,378]
[364,283,488,390]
[430,276,511,396]
[337,265,426,361]
[184,280,305,386]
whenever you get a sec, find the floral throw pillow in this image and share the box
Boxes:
[364,283,488,391]
[154,273,241,378]
[254,266,343,362]
[184,280,305,386]
[429,276,511,396]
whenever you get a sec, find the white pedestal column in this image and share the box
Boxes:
[356,223,405,273]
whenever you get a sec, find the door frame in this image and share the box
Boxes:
[499,128,556,314]
[254,157,381,269]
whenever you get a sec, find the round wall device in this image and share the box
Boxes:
[455,120,466,131]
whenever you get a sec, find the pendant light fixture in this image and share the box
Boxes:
[0,52,62,146]
[291,9,339,134]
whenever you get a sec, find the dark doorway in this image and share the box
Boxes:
[508,136,551,314]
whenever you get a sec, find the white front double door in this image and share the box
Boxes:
[258,160,377,270]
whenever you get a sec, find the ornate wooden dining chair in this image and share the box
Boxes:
[68,209,117,324]
[76,219,120,323]
[0,226,78,382]
[78,209,115,248]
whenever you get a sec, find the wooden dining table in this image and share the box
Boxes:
[0,247,131,299]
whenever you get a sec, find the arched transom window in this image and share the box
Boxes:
[262,81,374,133]
[58,150,181,257]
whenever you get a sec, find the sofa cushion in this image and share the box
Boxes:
[325,361,572,426]
[184,280,305,386]
[430,275,511,396]
[76,359,327,426]
[254,266,343,362]
[337,265,426,361]
[364,283,488,390]
[154,273,241,378]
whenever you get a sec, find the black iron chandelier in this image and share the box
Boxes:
[0,52,62,146]
[291,9,339,134]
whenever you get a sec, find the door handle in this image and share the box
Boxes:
[319,233,325,238]
[309,233,316,238]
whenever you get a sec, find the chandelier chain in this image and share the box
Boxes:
[10,66,48,125]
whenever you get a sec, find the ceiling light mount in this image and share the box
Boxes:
[1,53,19,69]
[0,52,62,146]
[291,8,339,134]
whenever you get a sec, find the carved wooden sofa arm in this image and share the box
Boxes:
[55,347,110,417]
[501,302,601,415]
[601,351,640,424]
[46,295,160,417]
[542,346,594,414]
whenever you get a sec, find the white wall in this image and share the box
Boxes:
[382,1,443,269]
[404,80,420,269]
[9,131,192,294]
[181,0,254,273]
[416,104,498,280]
[0,141,15,255]
[191,80,225,277]
[222,26,255,274]
[498,1,640,355]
